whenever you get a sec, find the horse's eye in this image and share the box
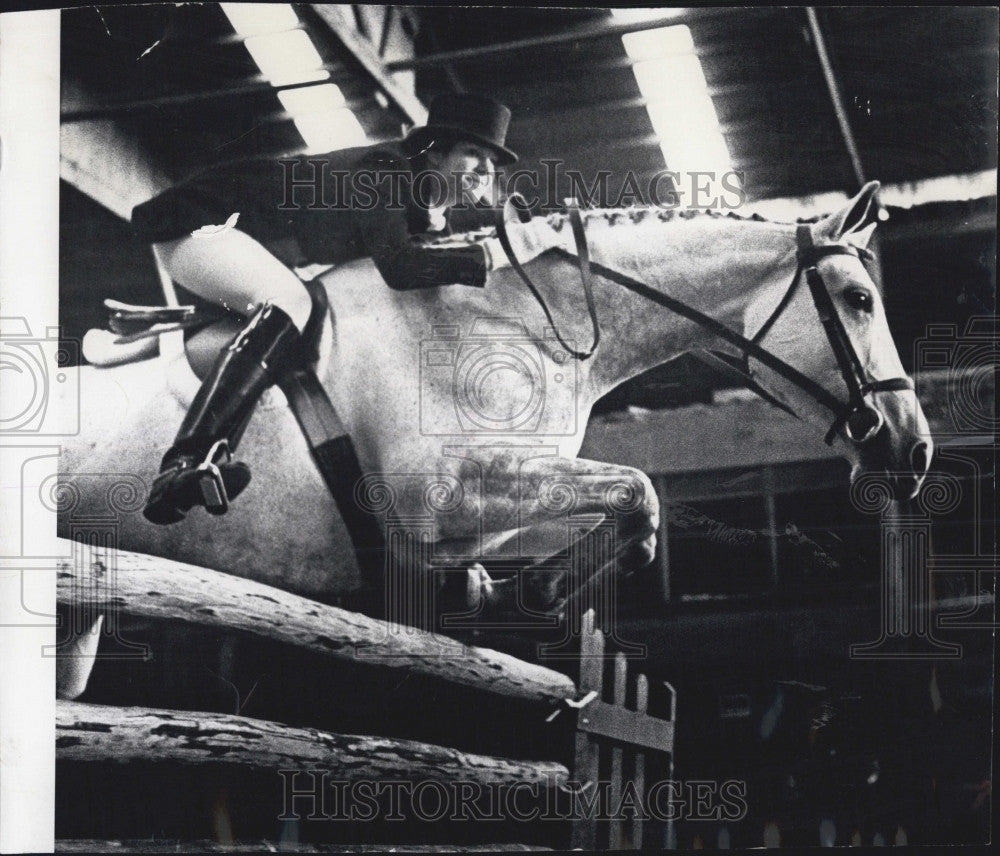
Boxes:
[843,287,874,313]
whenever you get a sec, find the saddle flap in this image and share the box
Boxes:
[105,299,198,336]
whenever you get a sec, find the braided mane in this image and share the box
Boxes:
[430,205,822,247]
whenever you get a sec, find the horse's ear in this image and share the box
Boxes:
[818,181,881,243]
[847,221,878,250]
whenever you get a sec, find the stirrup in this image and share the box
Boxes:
[143,440,251,525]
[195,439,234,515]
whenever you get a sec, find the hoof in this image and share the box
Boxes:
[465,563,494,609]
[56,615,103,700]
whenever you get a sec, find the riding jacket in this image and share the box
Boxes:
[130,143,493,290]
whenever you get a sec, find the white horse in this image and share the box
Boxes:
[58,182,931,639]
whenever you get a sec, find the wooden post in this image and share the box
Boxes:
[654,476,671,603]
[566,609,677,850]
[570,610,603,851]
[632,674,649,849]
[608,652,628,849]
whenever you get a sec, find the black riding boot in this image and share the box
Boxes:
[143,282,328,525]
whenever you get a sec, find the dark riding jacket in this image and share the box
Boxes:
[131,143,492,290]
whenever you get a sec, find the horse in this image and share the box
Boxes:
[56,181,932,694]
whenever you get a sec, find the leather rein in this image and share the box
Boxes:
[494,197,913,447]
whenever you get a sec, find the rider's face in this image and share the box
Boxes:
[429,141,496,206]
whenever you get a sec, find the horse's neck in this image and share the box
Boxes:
[569,215,797,398]
[317,217,798,408]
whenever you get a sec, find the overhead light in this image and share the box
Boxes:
[277,84,365,154]
[243,29,330,88]
[291,108,368,154]
[222,3,369,152]
[744,190,851,222]
[878,169,997,208]
[610,8,688,26]
[619,24,733,179]
[621,24,694,61]
[277,83,347,115]
[221,3,300,38]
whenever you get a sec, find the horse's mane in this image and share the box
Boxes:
[431,205,823,247]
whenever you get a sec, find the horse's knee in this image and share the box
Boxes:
[639,472,660,529]
[631,532,657,567]
[610,469,659,536]
[272,287,313,331]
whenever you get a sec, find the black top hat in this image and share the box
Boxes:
[402,93,518,166]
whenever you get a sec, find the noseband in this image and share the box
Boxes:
[496,200,913,447]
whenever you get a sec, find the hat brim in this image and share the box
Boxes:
[402,125,518,166]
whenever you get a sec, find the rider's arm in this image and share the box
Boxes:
[357,206,490,291]
[355,201,573,290]
[348,147,488,291]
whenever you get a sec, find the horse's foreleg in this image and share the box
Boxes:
[366,452,657,621]
[436,454,659,615]
[55,615,104,700]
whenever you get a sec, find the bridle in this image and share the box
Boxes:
[495,198,914,447]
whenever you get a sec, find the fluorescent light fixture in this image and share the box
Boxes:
[279,83,369,152]
[744,190,851,222]
[292,108,368,154]
[878,169,997,208]
[619,24,733,178]
[277,83,347,116]
[223,3,368,151]
[221,3,299,38]
[610,8,688,26]
[746,169,998,221]
[621,24,694,62]
[243,29,329,88]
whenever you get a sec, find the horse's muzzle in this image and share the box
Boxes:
[882,440,933,501]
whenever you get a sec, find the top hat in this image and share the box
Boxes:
[402,93,518,166]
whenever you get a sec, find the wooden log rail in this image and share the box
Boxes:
[57,701,568,789]
[56,538,576,705]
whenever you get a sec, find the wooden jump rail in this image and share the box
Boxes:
[57,701,568,788]
[55,538,576,705]
[56,539,676,850]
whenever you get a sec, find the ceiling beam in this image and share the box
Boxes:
[310,4,426,125]
[805,7,868,190]
[60,73,357,123]
[60,81,172,219]
[385,8,746,71]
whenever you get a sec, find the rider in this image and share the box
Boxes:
[132,93,553,525]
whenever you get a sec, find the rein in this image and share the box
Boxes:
[494,196,601,359]
[495,198,913,447]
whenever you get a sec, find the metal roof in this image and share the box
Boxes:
[61,5,998,196]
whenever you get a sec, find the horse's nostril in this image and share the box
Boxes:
[910,441,930,476]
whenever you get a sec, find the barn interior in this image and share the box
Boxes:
[56,4,996,851]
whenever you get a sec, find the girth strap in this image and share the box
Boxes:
[278,368,386,587]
